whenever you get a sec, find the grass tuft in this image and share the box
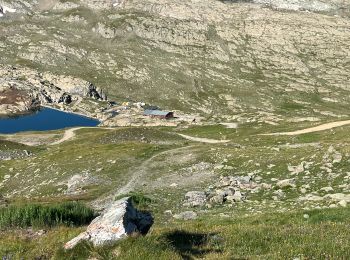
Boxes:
[0,202,96,229]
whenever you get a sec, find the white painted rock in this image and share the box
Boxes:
[64,197,153,249]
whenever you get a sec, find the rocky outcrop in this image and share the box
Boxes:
[183,175,273,208]
[0,5,16,17]
[0,65,107,116]
[0,88,39,115]
[64,197,153,249]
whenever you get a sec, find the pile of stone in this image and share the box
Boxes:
[184,175,272,207]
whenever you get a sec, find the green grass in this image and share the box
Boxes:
[1,207,349,259]
[0,140,38,152]
[116,192,154,211]
[0,202,96,229]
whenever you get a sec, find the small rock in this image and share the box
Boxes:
[338,200,347,207]
[276,179,296,189]
[209,194,224,204]
[231,190,244,202]
[273,189,285,200]
[173,211,197,220]
[300,188,307,194]
[288,163,304,175]
[254,176,262,181]
[184,191,207,207]
[303,214,309,219]
[164,210,173,216]
[320,186,333,192]
[333,152,342,163]
[261,183,272,190]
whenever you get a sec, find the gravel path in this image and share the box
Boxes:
[264,120,350,136]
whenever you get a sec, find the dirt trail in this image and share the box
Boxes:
[177,133,230,144]
[264,120,350,136]
[115,145,194,196]
[91,145,196,210]
[50,126,115,145]
[50,127,83,145]
[50,129,231,146]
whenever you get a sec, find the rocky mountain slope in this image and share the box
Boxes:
[1,0,350,259]
[0,0,350,123]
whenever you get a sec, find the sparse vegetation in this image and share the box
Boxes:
[1,0,350,258]
[2,207,350,259]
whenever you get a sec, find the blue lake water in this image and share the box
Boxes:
[0,108,99,134]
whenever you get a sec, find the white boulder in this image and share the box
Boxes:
[64,197,153,249]
[276,179,296,189]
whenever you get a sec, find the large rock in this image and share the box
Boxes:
[64,197,153,249]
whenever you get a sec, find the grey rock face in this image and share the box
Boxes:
[64,197,153,249]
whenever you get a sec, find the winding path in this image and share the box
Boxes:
[115,145,195,196]
[50,127,83,145]
[263,120,350,136]
[8,119,350,146]
[50,126,115,145]
[49,127,231,146]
